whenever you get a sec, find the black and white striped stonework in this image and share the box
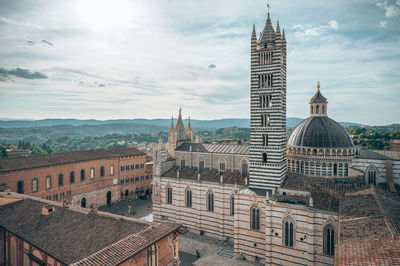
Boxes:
[249,15,287,191]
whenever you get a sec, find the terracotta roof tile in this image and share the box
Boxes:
[0,147,144,173]
[0,198,180,265]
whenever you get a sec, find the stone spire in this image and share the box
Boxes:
[187,116,192,130]
[186,116,194,141]
[258,12,275,47]
[275,20,281,48]
[175,108,188,144]
[251,24,257,52]
[169,116,174,131]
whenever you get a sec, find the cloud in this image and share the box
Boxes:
[0,68,47,80]
[377,1,400,18]
[208,64,216,69]
[41,39,53,46]
[328,20,339,30]
[23,38,53,46]
[292,20,339,38]
[379,21,388,28]
[25,39,35,45]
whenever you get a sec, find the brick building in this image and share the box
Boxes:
[0,148,152,208]
[0,192,182,266]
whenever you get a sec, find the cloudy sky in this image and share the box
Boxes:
[0,0,399,125]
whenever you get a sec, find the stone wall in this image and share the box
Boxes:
[174,150,249,173]
[352,158,400,186]
[153,176,239,240]
[72,185,120,208]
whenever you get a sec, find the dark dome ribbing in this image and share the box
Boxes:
[288,116,354,148]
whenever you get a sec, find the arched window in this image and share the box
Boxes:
[81,197,86,208]
[241,162,248,177]
[106,191,112,205]
[230,195,235,216]
[262,134,268,146]
[367,166,377,185]
[207,190,214,212]
[333,163,338,176]
[90,167,95,179]
[262,153,267,163]
[283,217,295,247]
[58,174,64,187]
[219,159,226,174]
[46,176,51,190]
[322,105,325,114]
[80,169,85,181]
[250,205,260,230]
[110,165,114,176]
[100,166,105,177]
[146,244,158,266]
[344,163,349,177]
[70,171,75,184]
[323,224,336,255]
[166,185,172,204]
[17,181,24,194]
[311,105,314,114]
[180,159,185,169]
[32,178,38,193]
[185,187,192,208]
[316,105,320,114]
[198,160,204,171]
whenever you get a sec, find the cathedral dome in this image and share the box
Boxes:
[287,116,355,148]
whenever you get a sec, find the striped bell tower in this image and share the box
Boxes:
[249,12,287,191]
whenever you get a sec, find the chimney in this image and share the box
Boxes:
[62,200,69,208]
[90,203,98,213]
[41,205,55,215]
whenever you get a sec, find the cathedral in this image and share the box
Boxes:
[152,10,400,266]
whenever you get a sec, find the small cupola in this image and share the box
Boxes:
[309,81,328,117]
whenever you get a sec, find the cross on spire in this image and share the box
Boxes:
[267,0,270,13]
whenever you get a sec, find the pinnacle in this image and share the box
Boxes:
[276,20,280,33]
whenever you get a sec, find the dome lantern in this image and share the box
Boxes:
[310,81,328,117]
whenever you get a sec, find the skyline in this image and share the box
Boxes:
[0,0,399,125]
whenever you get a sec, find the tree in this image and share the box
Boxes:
[31,146,48,155]
[1,148,8,158]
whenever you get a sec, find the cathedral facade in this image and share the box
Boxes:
[152,10,400,266]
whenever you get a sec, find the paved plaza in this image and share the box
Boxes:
[179,232,262,266]
[98,198,152,219]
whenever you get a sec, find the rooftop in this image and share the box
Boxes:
[287,116,355,148]
[335,187,400,265]
[0,193,180,265]
[0,147,145,173]
[162,166,246,185]
[358,149,400,161]
[310,88,327,103]
[175,143,249,155]
[335,238,400,266]
[282,173,367,194]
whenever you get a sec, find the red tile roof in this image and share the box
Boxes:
[0,148,145,173]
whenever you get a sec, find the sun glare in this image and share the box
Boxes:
[77,0,133,31]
